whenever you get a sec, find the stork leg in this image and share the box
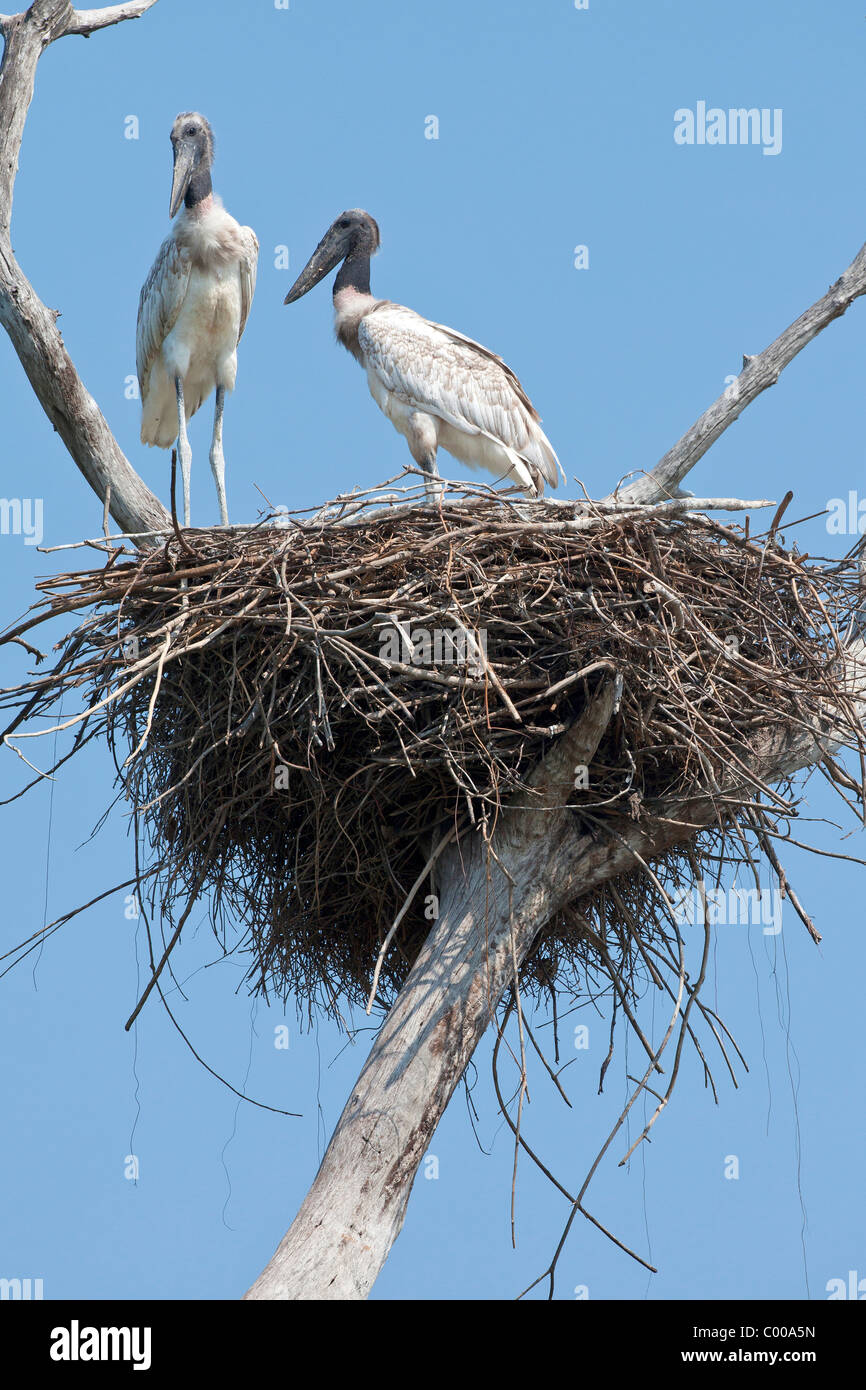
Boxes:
[407,413,443,509]
[209,385,229,527]
[174,374,192,528]
[420,453,444,510]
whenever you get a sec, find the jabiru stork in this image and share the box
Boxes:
[284,210,563,502]
[136,112,259,526]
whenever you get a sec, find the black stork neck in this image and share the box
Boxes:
[185,165,213,210]
[334,251,371,297]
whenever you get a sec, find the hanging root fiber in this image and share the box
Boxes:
[2,483,864,1021]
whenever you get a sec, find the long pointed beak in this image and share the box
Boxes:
[284,227,349,304]
[169,142,196,218]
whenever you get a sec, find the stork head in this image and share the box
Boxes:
[169,112,215,218]
[284,210,381,304]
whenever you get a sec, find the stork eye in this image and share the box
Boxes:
[185,125,197,136]
[338,219,351,229]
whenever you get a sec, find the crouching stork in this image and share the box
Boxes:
[284,209,563,502]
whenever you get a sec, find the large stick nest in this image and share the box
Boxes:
[3,489,864,1017]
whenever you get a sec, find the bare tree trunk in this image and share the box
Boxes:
[0,0,166,539]
[246,684,619,1299]
[245,664,866,1299]
[1,0,865,1303]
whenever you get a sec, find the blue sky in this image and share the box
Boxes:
[1,0,865,1301]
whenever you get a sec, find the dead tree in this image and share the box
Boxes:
[1,0,864,1302]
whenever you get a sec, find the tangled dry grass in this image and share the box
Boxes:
[2,483,864,1025]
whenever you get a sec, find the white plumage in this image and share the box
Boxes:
[355,300,563,496]
[137,201,258,447]
[136,112,258,527]
[284,209,563,501]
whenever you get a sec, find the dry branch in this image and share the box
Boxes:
[0,0,166,536]
[3,491,865,1300]
[608,238,866,505]
[5,498,861,1014]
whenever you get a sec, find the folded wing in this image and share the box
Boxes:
[237,225,259,342]
[358,303,563,488]
[136,235,191,397]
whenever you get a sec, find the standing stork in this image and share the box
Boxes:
[137,112,258,526]
[284,210,564,501]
